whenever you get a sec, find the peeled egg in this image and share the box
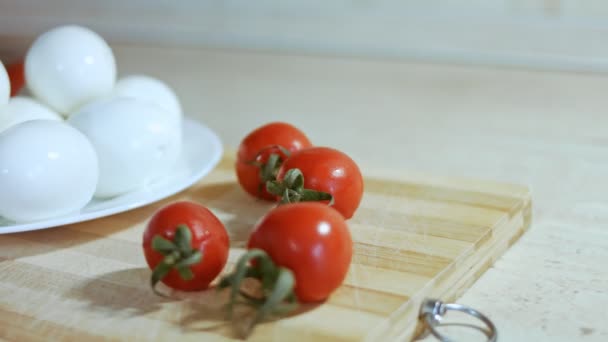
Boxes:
[0,120,98,222]
[25,25,116,115]
[114,75,182,126]
[68,97,181,198]
[0,61,9,106]
[0,96,62,133]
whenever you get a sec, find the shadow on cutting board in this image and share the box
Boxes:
[69,267,320,339]
[68,267,230,334]
[68,268,164,316]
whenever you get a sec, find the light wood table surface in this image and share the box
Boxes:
[4,42,608,341]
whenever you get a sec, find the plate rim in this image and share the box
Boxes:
[0,117,223,234]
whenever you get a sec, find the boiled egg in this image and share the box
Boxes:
[113,75,182,126]
[0,61,8,106]
[0,120,98,222]
[25,25,116,115]
[0,96,62,133]
[68,97,181,198]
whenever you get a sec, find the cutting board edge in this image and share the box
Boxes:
[364,191,531,341]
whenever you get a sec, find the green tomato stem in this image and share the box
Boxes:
[149,225,204,297]
[218,249,299,338]
[266,168,335,206]
[245,145,292,197]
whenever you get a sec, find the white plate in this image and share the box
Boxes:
[0,118,223,234]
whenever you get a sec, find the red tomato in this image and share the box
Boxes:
[276,147,363,219]
[236,122,312,200]
[248,202,352,302]
[6,60,25,97]
[143,201,229,292]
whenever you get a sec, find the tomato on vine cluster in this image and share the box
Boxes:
[142,121,363,337]
[235,122,363,219]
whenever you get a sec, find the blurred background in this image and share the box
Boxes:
[2,0,608,71]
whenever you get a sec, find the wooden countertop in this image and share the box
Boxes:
[3,41,608,341]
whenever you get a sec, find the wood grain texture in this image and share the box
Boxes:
[0,155,531,341]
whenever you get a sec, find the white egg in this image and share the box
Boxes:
[0,61,9,106]
[68,97,181,198]
[0,120,98,222]
[114,75,182,126]
[25,25,116,115]
[0,96,62,133]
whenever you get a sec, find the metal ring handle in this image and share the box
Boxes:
[419,298,497,342]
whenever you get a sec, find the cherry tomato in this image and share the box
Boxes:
[276,147,363,219]
[6,60,25,97]
[247,202,352,302]
[143,201,229,292]
[236,122,312,200]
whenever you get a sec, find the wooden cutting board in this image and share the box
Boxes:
[0,155,531,341]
